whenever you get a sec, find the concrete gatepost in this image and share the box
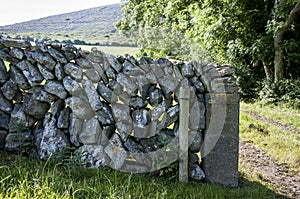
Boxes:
[201,93,239,187]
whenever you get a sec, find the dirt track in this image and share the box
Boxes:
[240,110,300,198]
[239,140,300,199]
[244,110,300,134]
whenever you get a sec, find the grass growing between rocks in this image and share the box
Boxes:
[240,103,300,171]
[0,151,283,199]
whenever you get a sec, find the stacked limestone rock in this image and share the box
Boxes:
[0,38,237,182]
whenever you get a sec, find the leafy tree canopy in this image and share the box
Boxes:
[116,0,300,100]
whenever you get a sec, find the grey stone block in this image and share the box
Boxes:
[202,93,239,187]
[0,130,8,149]
[0,59,9,83]
[0,38,31,48]
[44,80,67,99]
[202,152,238,187]
[79,118,102,145]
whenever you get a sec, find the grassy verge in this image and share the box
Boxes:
[0,151,284,199]
[241,102,300,129]
[240,103,300,172]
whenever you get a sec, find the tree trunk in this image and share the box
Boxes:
[262,60,273,82]
[274,0,300,84]
[274,31,284,84]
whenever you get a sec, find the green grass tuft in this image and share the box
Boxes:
[0,151,284,199]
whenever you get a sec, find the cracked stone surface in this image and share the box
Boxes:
[0,38,239,187]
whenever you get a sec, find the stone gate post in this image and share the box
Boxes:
[200,65,240,187]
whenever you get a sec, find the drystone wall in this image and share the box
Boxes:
[0,38,239,187]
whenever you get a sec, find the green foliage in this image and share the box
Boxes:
[259,79,300,108]
[117,0,300,102]
[284,38,300,78]
[117,0,274,61]
[234,60,265,101]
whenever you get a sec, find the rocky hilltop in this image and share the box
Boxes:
[0,4,133,46]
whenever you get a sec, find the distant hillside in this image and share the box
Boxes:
[0,3,134,46]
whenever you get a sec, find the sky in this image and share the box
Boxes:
[0,0,121,26]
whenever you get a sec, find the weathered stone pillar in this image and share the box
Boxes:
[201,92,239,187]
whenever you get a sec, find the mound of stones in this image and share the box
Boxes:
[0,38,238,184]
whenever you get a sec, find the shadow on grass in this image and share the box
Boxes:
[0,150,288,199]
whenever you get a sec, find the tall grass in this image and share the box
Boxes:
[241,102,300,129]
[0,151,284,199]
